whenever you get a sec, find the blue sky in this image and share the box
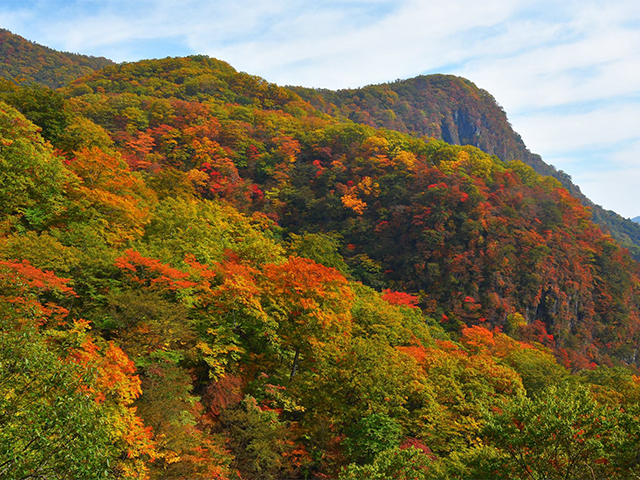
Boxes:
[2,0,640,217]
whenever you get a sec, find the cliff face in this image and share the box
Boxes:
[293,76,640,257]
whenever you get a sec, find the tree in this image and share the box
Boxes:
[260,257,353,381]
[339,445,432,480]
[0,101,70,229]
[482,383,640,479]
[343,412,402,464]
[0,308,114,480]
[4,83,72,146]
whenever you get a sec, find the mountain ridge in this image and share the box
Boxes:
[2,28,638,257]
[291,76,640,258]
[4,33,640,479]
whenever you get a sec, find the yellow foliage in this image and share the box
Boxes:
[186,168,210,188]
[358,176,380,197]
[341,193,367,215]
[439,148,495,179]
[361,135,390,156]
[395,150,417,169]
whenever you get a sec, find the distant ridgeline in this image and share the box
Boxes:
[0,29,113,88]
[1,28,638,257]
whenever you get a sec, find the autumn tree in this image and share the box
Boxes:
[481,384,640,479]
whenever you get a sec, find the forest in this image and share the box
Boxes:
[2,32,640,479]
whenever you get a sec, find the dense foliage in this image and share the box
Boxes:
[3,27,638,254]
[2,52,640,479]
[293,76,640,258]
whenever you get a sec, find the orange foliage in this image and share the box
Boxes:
[260,257,354,355]
[341,192,367,215]
[274,135,301,163]
[460,325,496,353]
[73,338,141,404]
[68,147,155,243]
[460,325,535,358]
[124,132,156,169]
[70,336,157,478]
[397,344,428,364]
[261,257,353,315]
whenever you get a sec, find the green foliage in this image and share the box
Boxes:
[343,413,402,464]
[287,232,351,276]
[339,446,432,480]
[56,115,115,155]
[136,360,232,479]
[221,396,295,480]
[3,83,73,146]
[0,101,71,230]
[505,348,569,396]
[141,197,284,267]
[0,230,81,273]
[482,383,640,479]
[0,310,113,479]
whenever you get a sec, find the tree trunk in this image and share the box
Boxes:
[289,349,300,381]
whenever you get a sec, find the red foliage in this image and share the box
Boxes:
[518,320,556,348]
[400,438,435,459]
[382,289,420,308]
[115,249,196,291]
[204,375,244,416]
[0,260,76,325]
[0,259,76,296]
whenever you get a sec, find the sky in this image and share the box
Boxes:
[1,0,640,217]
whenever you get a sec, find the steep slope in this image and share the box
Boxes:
[5,56,640,479]
[0,29,113,88]
[292,76,640,258]
[2,29,637,257]
[39,56,640,369]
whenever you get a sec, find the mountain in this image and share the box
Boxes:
[4,39,640,479]
[2,28,638,258]
[632,216,640,224]
[292,77,640,258]
[21,55,633,369]
[0,28,114,88]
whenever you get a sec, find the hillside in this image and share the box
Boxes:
[3,51,640,479]
[0,29,114,88]
[1,29,638,258]
[0,55,633,368]
[292,77,640,258]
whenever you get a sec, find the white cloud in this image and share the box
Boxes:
[510,102,640,156]
[577,167,640,218]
